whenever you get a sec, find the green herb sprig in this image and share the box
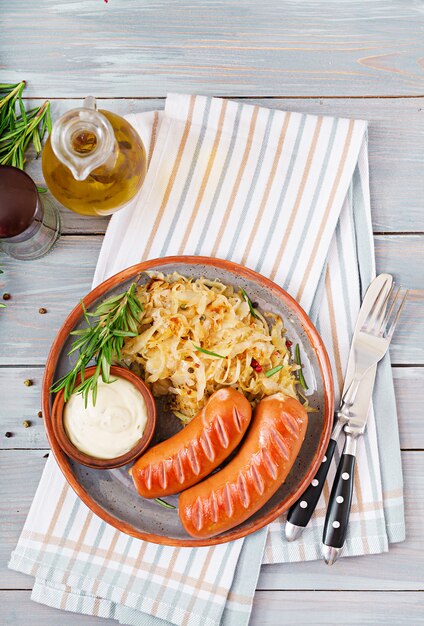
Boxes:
[193,345,225,359]
[240,287,260,319]
[0,81,51,190]
[50,283,143,406]
[265,364,284,378]
[294,343,308,391]
[154,497,176,509]
[0,82,26,137]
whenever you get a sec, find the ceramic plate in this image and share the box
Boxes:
[42,256,334,547]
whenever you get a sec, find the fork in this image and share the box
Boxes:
[322,283,408,565]
[341,283,408,410]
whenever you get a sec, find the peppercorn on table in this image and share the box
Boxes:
[1,1,424,624]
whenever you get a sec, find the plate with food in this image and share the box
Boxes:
[42,256,334,546]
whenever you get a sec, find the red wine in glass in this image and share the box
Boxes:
[0,165,60,260]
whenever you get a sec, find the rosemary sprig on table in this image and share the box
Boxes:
[0,81,51,190]
[50,283,143,406]
[0,82,26,137]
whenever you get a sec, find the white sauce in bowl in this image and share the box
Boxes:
[63,377,147,459]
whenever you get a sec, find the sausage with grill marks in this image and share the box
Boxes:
[130,388,252,498]
[178,393,308,538]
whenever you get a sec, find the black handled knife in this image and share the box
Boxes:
[285,274,393,542]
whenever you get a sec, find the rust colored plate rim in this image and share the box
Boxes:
[51,365,157,469]
[42,255,334,547]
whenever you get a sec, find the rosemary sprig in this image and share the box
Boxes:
[50,283,143,406]
[193,345,225,359]
[294,343,308,391]
[154,497,176,509]
[240,287,260,319]
[0,82,51,185]
[0,82,26,137]
[265,364,284,378]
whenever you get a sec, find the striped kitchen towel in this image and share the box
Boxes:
[10,94,405,626]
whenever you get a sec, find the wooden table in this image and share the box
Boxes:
[1,1,423,624]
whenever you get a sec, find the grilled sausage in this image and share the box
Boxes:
[178,393,308,538]
[130,388,252,498]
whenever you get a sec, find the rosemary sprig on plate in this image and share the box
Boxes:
[154,497,176,509]
[193,345,225,359]
[265,364,284,378]
[50,283,143,406]
[294,343,308,390]
[239,287,260,319]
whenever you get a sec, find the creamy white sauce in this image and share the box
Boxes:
[63,377,147,459]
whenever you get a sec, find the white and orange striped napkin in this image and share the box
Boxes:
[10,94,405,626]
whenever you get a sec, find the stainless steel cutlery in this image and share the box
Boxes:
[285,274,408,564]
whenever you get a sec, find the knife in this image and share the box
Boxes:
[285,274,394,542]
[322,273,400,564]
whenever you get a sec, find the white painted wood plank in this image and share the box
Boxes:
[0,368,47,449]
[374,236,424,364]
[3,590,422,626]
[0,451,47,589]
[0,235,422,366]
[1,451,422,591]
[24,97,424,234]
[250,591,424,625]
[0,236,102,367]
[392,368,424,450]
[1,591,116,626]
[0,367,421,451]
[2,1,424,97]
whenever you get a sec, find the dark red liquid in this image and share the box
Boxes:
[0,165,39,238]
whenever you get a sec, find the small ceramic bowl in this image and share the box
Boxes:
[51,365,156,469]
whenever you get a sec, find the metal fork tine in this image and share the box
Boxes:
[362,283,386,332]
[375,282,395,333]
[387,289,408,340]
[364,281,393,334]
[379,285,401,336]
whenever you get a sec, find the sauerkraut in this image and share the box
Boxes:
[122,272,300,422]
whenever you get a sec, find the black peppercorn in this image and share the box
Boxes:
[2,293,11,301]
[5,432,12,438]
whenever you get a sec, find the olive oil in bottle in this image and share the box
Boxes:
[42,97,147,216]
